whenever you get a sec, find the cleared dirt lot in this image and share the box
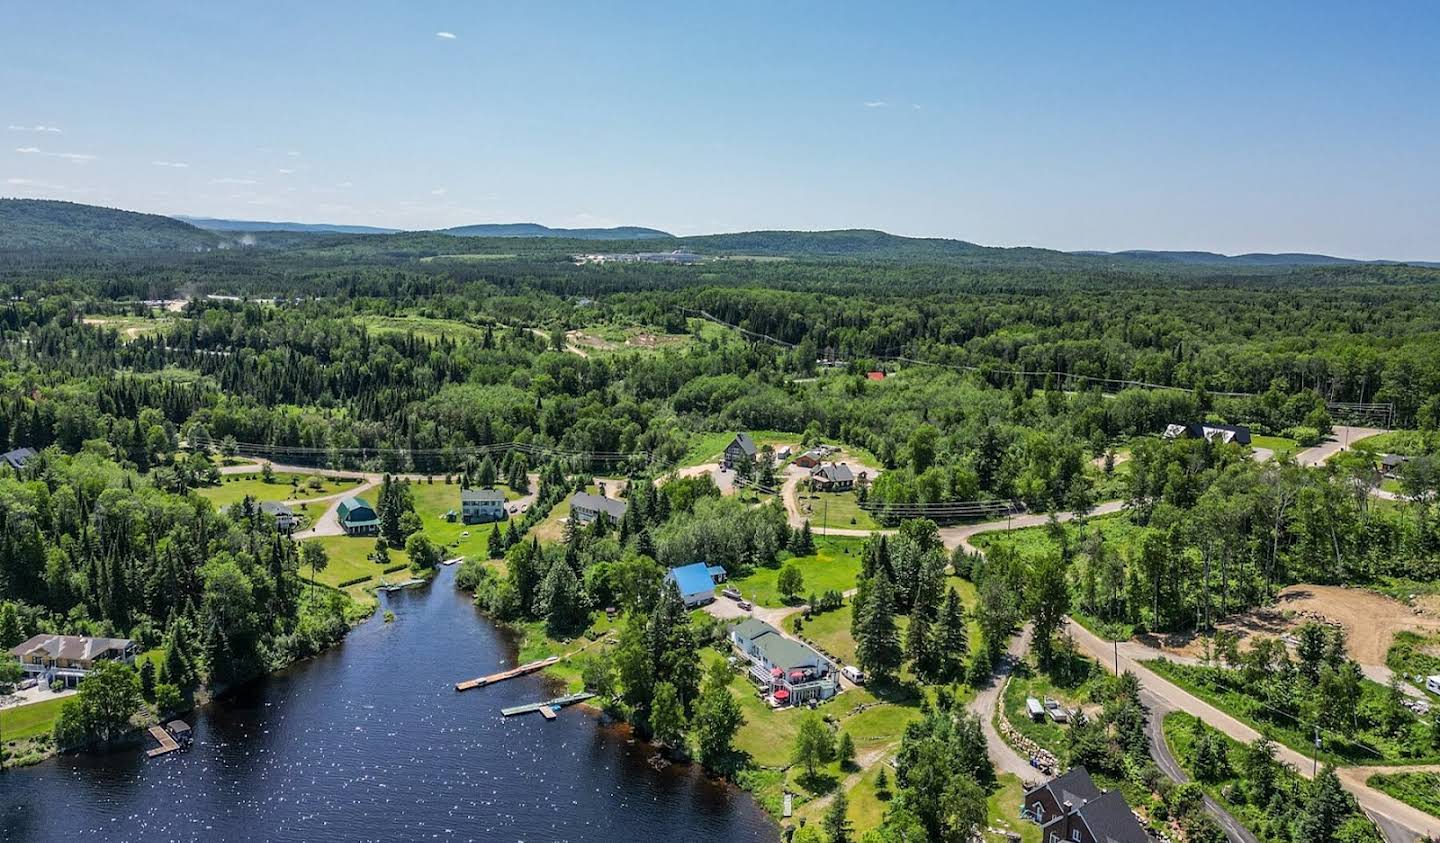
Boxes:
[1149,584,1440,668]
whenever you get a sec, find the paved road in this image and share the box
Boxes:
[1066,619,1440,841]
[969,626,1045,782]
[1294,425,1387,468]
[1143,690,1261,843]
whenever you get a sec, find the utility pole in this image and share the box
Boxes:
[1313,725,1321,777]
[1113,637,1119,676]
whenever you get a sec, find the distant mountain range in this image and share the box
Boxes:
[1,199,1434,269]
[178,216,400,235]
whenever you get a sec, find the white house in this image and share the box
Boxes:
[9,634,139,688]
[570,492,627,525]
[461,488,507,524]
[730,618,838,705]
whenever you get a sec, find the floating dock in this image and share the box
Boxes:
[145,725,180,758]
[455,656,561,691]
[500,692,595,718]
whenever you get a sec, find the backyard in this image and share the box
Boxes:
[197,472,360,508]
[726,536,865,607]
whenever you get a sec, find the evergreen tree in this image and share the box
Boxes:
[536,556,586,635]
[836,730,856,769]
[1296,765,1351,843]
[649,681,687,749]
[856,573,903,683]
[477,455,497,488]
[791,520,816,555]
[138,659,156,701]
[694,660,745,770]
[934,588,969,679]
[487,523,504,559]
[822,791,854,843]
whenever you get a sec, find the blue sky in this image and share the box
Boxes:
[3,2,1438,259]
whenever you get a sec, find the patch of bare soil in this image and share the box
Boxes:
[1146,584,1440,667]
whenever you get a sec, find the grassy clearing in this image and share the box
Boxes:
[1001,653,1105,756]
[354,314,486,341]
[1351,430,1431,456]
[1366,771,1440,819]
[418,253,517,263]
[728,537,865,607]
[0,696,67,742]
[1250,434,1301,460]
[971,512,1146,560]
[406,480,522,563]
[985,773,1042,843]
[82,315,174,341]
[302,534,410,593]
[678,430,806,467]
[794,490,881,531]
[197,472,359,508]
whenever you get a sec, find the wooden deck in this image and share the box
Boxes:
[500,692,596,718]
[455,656,560,691]
[145,725,180,757]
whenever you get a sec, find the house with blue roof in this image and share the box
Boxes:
[667,562,726,608]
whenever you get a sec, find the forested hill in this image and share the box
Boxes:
[439,222,672,239]
[0,199,221,253]
[177,216,400,235]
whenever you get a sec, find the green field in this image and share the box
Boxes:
[1250,435,1301,460]
[82,314,174,341]
[795,489,881,531]
[354,314,487,341]
[678,430,806,467]
[971,511,1146,559]
[301,534,411,597]
[0,696,67,742]
[197,472,359,508]
[727,537,865,607]
[1351,430,1431,456]
[406,480,523,563]
[985,773,1043,843]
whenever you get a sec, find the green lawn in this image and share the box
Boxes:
[803,605,859,666]
[406,480,522,563]
[197,472,359,508]
[1250,435,1301,460]
[354,313,486,341]
[794,490,881,531]
[1001,655,1104,756]
[1351,430,1431,456]
[971,512,1147,560]
[727,536,865,607]
[1367,772,1440,819]
[678,430,806,467]
[0,696,67,742]
[986,773,1042,843]
[302,534,411,592]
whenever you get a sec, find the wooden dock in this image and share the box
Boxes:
[145,725,180,758]
[500,692,595,718]
[455,656,560,691]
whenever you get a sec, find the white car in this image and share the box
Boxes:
[842,665,865,685]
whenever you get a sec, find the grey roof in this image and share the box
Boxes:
[1049,790,1150,843]
[2,447,36,470]
[260,501,293,517]
[813,462,855,483]
[728,433,757,457]
[1029,765,1103,808]
[462,487,506,504]
[732,618,779,640]
[10,633,134,662]
[730,619,824,670]
[1381,453,1409,467]
[570,491,627,520]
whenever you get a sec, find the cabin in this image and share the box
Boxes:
[167,720,193,747]
[722,433,757,469]
[8,634,138,688]
[1023,767,1151,843]
[730,618,838,705]
[666,562,727,607]
[1163,422,1252,446]
[461,488,507,524]
[569,491,627,526]
[260,501,297,533]
[1,446,36,472]
[810,462,855,492]
[336,496,380,536]
[1380,454,1409,478]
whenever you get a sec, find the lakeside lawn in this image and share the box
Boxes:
[301,534,411,606]
[727,536,866,608]
[529,481,619,544]
[793,490,881,531]
[0,696,67,742]
[197,472,359,508]
[407,480,523,563]
[1145,658,1440,766]
[1366,771,1440,820]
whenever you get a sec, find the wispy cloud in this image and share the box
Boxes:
[210,177,258,185]
[277,168,295,175]
[14,146,96,162]
[336,180,353,189]
[286,150,301,158]
[152,160,189,168]
[435,31,457,40]
[8,124,62,133]
[5,176,88,194]
[430,187,447,196]
[912,103,923,110]
[863,101,888,108]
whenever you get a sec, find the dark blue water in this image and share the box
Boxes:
[0,567,777,842]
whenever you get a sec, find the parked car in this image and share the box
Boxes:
[722,587,742,600]
[17,678,37,691]
[737,600,753,611]
[842,665,865,685]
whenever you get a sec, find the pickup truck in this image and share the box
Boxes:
[722,587,742,600]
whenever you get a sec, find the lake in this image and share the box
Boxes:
[0,566,777,842]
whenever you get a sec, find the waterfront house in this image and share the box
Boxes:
[2,446,37,472]
[336,496,380,536]
[569,491,627,525]
[1022,767,1151,843]
[729,618,838,705]
[9,634,139,688]
[722,433,757,469]
[810,462,855,492]
[666,562,727,607]
[461,487,507,524]
[260,501,297,533]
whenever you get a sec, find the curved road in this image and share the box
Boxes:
[1143,690,1260,843]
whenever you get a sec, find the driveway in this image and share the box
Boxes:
[969,625,1046,782]
[1294,426,1387,468]
[0,683,76,712]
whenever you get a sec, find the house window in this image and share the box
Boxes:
[1032,803,1044,822]
[1049,834,1059,843]
[1071,831,1081,843]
